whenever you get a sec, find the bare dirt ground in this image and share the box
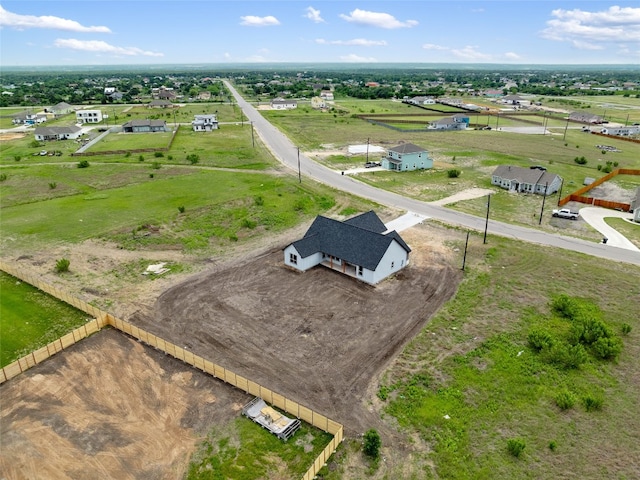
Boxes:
[127,225,462,437]
[0,132,26,141]
[0,328,252,480]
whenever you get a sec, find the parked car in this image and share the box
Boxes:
[364,161,381,168]
[552,208,579,220]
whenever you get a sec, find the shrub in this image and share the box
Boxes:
[229,233,238,242]
[178,206,185,213]
[149,173,154,178]
[77,160,90,168]
[621,323,632,335]
[582,394,603,412]
[49,182,57,189]
[597,165,602,171]
[549,441,557,451]
[168,155,173,161]
[254,195,264,206]
[613,161,619,167]
[0,173,7,182]
[507,438,526,458]
[363,429,381,459]
[151,162,161,170]
[187,153,200,165]
[55,258,70,273]
[241,218,257,229]
[29,139,40,148]
[573,156,587,165]
[154,152,164,158]
[14,155,21,162]
[528,329,554,351]
[447,168,461,178]
[602,165,612,173]
[592,336,622,360]
[139,155,145,162]
[555,390,575,410]
[125,152,131,158]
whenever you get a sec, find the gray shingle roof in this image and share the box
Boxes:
[291,211,410,271]
[389,143,426,154]
[34,126,81,135]
[492,165,559,185]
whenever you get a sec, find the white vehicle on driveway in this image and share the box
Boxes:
[552,208,579,220]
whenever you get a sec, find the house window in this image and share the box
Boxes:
[391,261,395,268]
[289,253,298,265]
[358,265,363,276]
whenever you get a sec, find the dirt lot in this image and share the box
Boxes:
[128,226,463,436]
[0,328,252,480]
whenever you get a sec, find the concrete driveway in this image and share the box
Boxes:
[579,207,639,251]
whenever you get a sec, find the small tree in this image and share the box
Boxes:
[77,160,90,168]
[187,153,200,165]
[447,169,461,178]
[55,258,70,273]
[14,155,21,162]
[363,429,381,459]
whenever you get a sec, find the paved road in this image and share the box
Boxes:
[579,207,639,251]
[224,81,640,267]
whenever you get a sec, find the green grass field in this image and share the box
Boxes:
[0,271,90,367]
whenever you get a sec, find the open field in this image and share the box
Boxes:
[84,130,174,151]
[0,271,89,366]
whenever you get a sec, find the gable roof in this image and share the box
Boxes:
[388,143,426,154]
[123,119,166,128]
[291,211,410,271]
[34,125,81,135]
[492,165,559,185]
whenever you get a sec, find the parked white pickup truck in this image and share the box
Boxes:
[552,208,579,220]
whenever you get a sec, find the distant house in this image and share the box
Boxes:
[429,114,469,131]
[147,99,173,108]
[569,112,603,124]
[600,126,640,137]
[311,96,326,109]
[122,119,168,133]
[283,211,411,285]
[76,109,103,124]
[196,91,212,101]
[270,98,297,110]
[49,102,74,116]
[34,125,82,141]
[12,111,47,125]
[192,114,218,131]
[491,165,562,196]
[381,143,433,171]
[155,88,177,101]
[500,94,528,105]
[320,90,334,101]
[408,96,435,105]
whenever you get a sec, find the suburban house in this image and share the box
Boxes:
[491,165,562,195]
[283,211,411,285]
[196,91,212,101]
[270,98,297,110]
[48,102,74,116]
[320,90,334,101]
[147,99,174,108]
[192,114,218,131]
[311,96,326,109]
[500,94,529,106]
[407,96,436,105]
[569,112,603,124]
[381,143,433,171]
[34,125,82,141]
[428,114,469,131]
[12,111,47,125]
[76,109,103,124]
[122,119,168,133]
[600,126,640,137]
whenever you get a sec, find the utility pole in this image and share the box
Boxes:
[483,194,491,244]
[557,177,564,206]
[366,137,370,164]
[539,182,548,225]
[562,115,569,141]
[251,121,255,148]
[461,231,470,271]
[297,146,301,183]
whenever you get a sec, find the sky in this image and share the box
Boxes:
[0,1,639,66]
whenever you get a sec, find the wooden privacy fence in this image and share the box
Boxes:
[0,261,343,480]
[558,168,640,209]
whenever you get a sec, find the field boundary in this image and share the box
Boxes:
[0,260,343,480]
[559,168,640,210]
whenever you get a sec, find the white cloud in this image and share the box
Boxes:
[54,39,163,57]
[240,15,280,27]
[305,6,324,23]
[316,38,387,46]
[450,46,492,61]
[422,43,448,51]
[504,52,522,60]
[339,54,378,62]
[339,9,417,29]
[541,6,640,47]
[0,5,110,32]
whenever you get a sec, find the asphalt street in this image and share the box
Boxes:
[225,81,640,267]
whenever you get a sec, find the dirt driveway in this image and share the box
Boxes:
[129,226,462,435]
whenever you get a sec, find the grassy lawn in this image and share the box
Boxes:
[368,233,640,480]
[0,271,90,367]
[187,416,333,480]
[84,130,174,152]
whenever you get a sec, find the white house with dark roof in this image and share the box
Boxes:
[284,211,411,285]
[122,119,168,133]
[491,165,562,196]
[34,125,82,141]
[192,114,218,131]
[270,98,297,110]
[428,115,468,131]
[381,143,433,171]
